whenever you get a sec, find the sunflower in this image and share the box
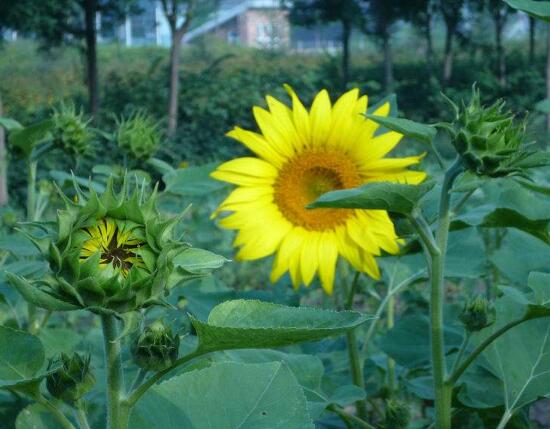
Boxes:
[79,217,148,278]
[211,86,426,294]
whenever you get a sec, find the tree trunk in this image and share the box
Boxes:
[0,93,8,206]
[341,20,351,90]
[83,0,99,119]
[425,9,434,73]
[546,25,550,133]
[443,23,455,86]
[382,28,393,92]
[167,33,182,137]
[495,15,506,87]
[529,16,536,64]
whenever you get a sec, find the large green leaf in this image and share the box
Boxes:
[504,0,550,21]
[9,119,53,158]
[0,117,23,131]
[129,362,314,429]
[163,163,226,197]
[190,300,371,353]
[16,404,60,429]
[309,181,434,215]
[0,325,45,388]
[365,114,437,145]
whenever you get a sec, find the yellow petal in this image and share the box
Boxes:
[226,127,286,167]
[270,227,303,283]
[318,231,338,294]
[253,106,295,158]
[211,157,278,186]
[266,95,303,153]
[300,232,320,286]
[284,84,311,147]
[364,131,404,162]
[309,89,332,147]
[327,89,359,149]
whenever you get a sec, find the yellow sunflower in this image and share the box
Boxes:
[211,86,426,294]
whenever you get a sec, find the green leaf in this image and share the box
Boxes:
[9,119,53,158]
[365,114,437,145]
[129,362,314,429]
[309,181,434,215]
[0,117,23,131]
[6,273,80,312]
[147,157,175,175]
[476,295,550,427]
[191,299,371,353]
[173,248,228,275]
[504,0,550,22]
[0,325,45,388]
[163,163,226,197]
[16,404,60,429]
[38,328,82,358]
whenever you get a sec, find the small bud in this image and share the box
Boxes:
[459,295,496,332]
[51,104,93,157]
[116,112,160,161]
[131,321,180,371]
[2,211,17,228]
[46,353,95,404]
[384,399,411,429]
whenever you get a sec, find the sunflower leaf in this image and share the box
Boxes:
[190,299,371,353]
[504,0,550,22]
[365,114,437,145]
[129,362,314,429]
[309,180,435,215]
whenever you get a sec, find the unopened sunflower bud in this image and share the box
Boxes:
[131,321,180,371]
[440,87,548,177]
[51,104,92,157]
[46,353,95,404]
[384,399,411,429]
[459,295,496,332]
[116,112,160,161]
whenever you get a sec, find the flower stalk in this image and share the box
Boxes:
[101,315,128,429]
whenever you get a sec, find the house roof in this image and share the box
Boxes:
[184,0,281,42]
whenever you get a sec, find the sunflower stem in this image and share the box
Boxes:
[101,315,127,429]
[33,392,76,429]
[26,159,40,334]
[345,272,368,420]
[430,158,463,429]
[386,294,396,393]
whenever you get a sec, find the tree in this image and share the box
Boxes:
[14,0,133,119]
[486,0,513,86]
[290,0,363,89]
[404,0,436,73]
[360,0,402,92]
[161,0,219,137]
[439,0,464,86]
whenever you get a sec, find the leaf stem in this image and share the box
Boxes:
[34,393,76,429]
[129,368,148,392]
[327,404,377,429]
[345,272,368,420]
[75,400,91,429]
[101,315,127,429]
[449,332,470,377]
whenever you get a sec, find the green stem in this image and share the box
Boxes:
[449,333,470,377]
[130,368,148,392]
[75,401,91,429]
[430,158,463,429]
[26,159,40,334]
[34,394,76,429]
[327,404,377,429]
[447,314,541,386]
[126,348,206,407]
[101,315,127,429]
[387,294,396,393]
[345,272,368,420]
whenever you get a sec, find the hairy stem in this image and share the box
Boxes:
[327,404,377,429]
[34,394,76,429]
[101,315,127,429]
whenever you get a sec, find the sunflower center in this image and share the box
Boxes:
[79,218,146,277]
[274,150,361,231]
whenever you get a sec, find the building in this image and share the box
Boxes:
[110,0,342,51]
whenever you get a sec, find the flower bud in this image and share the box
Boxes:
[440,87,547,177]
[46,353,95,404]
[116,112,160,161]
[459,295,496,332]
[51,104,92,157]
[384,399,411,429]
[131,321,180,371]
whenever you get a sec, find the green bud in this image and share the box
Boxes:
[116,112,160,161]
[131,321,180,371]
[441,87,548,177]
[1,211,17,228]
[51,104,93,157]
[46,353,95,404]
[384,399,411,429]
[459,295,496,332]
